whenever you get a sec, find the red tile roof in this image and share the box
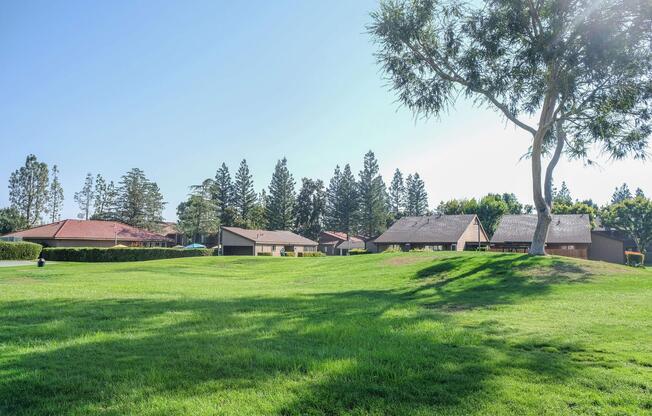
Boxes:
[2,219,171,242]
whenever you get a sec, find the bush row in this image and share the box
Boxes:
[298,251,325,257]
[349,249,370,255]
[256,252,273,256]
[41,247,215,262]
[0,241,43,260]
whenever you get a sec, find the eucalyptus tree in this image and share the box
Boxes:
[370,0,651,254]
[9,154,49,226]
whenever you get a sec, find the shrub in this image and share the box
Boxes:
[41,247,213,262]
[283,251,296,257]
[300,252,325,257]
[256,252,272,256]
[0,241,42,260]
[349,249,370,255]
[381,247,402,253]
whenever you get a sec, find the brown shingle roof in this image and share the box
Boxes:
[222,227,317,246]
[2,219,171,242]
[374,215,478,244]
[320,231,364,243]
[491,214,591,244]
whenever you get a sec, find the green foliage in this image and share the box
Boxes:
[41,247,213,262]
[438,193,525,236]
[325,164,359,234]
[611,183,632,204]
[47,165,64,223]
[388,168,405,217]
[0,241,42,260]
[74,173,94,220]
[214,163,235,227]
[282,251,296,257]
[552,202,597,228]
[552,181,573,206]
[358,151,389,237]
[265,157,296,230]
[0,207,28,234]
[294,178,326,240]
[256,252,272,256]
[233,159,257,226]
[177,179,220,242]
[405,173,428,216]
[348,248,370,255]
[298,251,325,257]
[601,196,652,255]
[92,174,118,220]
[114,168,166,232]
[9,154,49,226]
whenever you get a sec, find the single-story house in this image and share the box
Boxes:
[589,227,651,264]
[160,222,186,246]
[0,219,173,247]
[221,227,318,256]
[490,214,591,259]
[318,231,366,255]
[374,214,489,252]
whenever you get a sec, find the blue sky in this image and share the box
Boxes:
[1,0,649,221]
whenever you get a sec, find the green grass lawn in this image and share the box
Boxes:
[0,252,651,415]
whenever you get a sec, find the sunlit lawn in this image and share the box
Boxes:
[0,252,651,415]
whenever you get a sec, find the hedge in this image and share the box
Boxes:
[0,241,42,260]
[256,252,272,256]
[349,249,370,255]
[298,252,325,257]
[41,247,214,262]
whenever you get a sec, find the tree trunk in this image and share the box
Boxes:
[528,83,558,256]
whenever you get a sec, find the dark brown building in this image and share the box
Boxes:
[491,214,591,259]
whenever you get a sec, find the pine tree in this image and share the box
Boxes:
[47,165,64,222]
[177,179,220,243]
[115,168,165,231]
[358,151,388,237]
[248,190,267,230]
[325,165,342,231]
[336,164,359,234]
[388,168,405,217]
[9,154,50,226]
[611,183,633,204]
[93,174,118,220]
[74,173,94,220]
[635,188,646,198]
[232,159,257,227]
[405,173,428,216]
[552,181,573,206]
[265,157,296,230]
[214,163,234,226]
[294,178,325,240]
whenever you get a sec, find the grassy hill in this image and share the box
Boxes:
[0,253,650,415]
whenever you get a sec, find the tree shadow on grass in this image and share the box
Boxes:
[0,286,589,415]
[407,254,593,311]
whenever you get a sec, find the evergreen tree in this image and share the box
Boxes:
[92,174,118,220]
[338,164,359,233]
[115,168,165,231]
[8,154,49,226]
[0,207,28,234]
[388,168,405,217]
[248,190,267,230]
[294,178,325,240]
[405,173,428,216]
[177,179,220,243]
[552,181,573,206]
[47,165,64,222]
[635,188,646,198]
[232,159,257,227]
[265,157,296,230]
[358,151,388,237]
[74,173,94,220]
[612,183,633,204]
[214,163,234,226]
[324,165,342,230]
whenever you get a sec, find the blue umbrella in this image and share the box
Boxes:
[184,243,206,249]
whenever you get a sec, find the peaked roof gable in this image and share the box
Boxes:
[222,227,318,246]
[491,214,591,244]
[375,214,481,244]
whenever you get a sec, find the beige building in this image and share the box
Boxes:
[220,227,318,256]
[374,214,489,252]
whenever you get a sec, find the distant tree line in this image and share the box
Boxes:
[177,151,430,242]
[1,154,166,233]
